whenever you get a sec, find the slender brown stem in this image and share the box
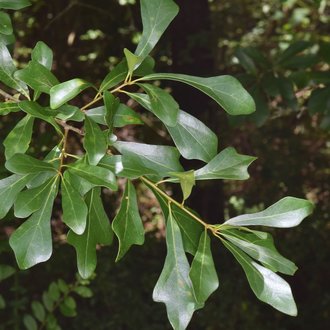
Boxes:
[56,119,84,136]
[0,88,18,102]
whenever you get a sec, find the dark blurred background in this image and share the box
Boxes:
[0,0,329,329]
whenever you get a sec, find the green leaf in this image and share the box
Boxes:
[220,228,297,275]
[86,104,143,127]
[0,101,20,115]
[140,73,256,115]
[56,104,84,122]
[63,170,95,196]
[235,47,258,75]
[5,153,57,175]
[48,282,60,301]
[137,83,179,126]
[0,0,31,10]
[68,188,113,279]
[9,177,58,269]
[14,61,59,94]
[67,162,117,191]
[190,230,219,305]
[276,41,312,65]
[31,300,45,322]
[222,239,297,316]
[23,314,37,330]
[42,292,54,312]
[134,0,179,67]
[0,294,5,309]
[50,78,93,109]
[166,110,218,162]
[18,101,61,133]
[103,91,119,133]
[83,116,107,165]
[31,41,53,70]
[3,114,34,159]
[14,176,57,218]
[0,42,29,97]
[169,170,195,201]
[61,171,88,234]
[0,11,13,35]
[0,174,33,219]
[153,207,197,330]
[112,181,145,261]
[124,48,140,76]
[0,264,15,281]
[114,141,184,179]
[99,60,127,93]
[224,197,314,228]
[194,147,256,181]
[74,286,93,298]
[308,87,330,115]
[59,297,76,317]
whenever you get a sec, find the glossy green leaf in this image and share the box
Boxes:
[141,73,256,115]
[0,0,31,10]
[124,48,140,76]
[190,230,219,304]
[23,314,37,330]
[14,176,57,218]
[153,207,198,330]
[0,174,33,219]
[112,181,145,261]
[56,104,84,122]
[83,116,107,165]
[0,42,29,97]
[9,177,58,269]
[99,60,127,93]
[31,41,53,70]
[31,301,45,322]
[0,264,15,281]
[220,228,297,275]
[166,110,218,162]
[137,83,179,126]
[169,170,195,201]
[0,101,20,115]
[222,239,297,316]
[5,153,57,175]
[224,197,314,228]
[14,61,59,94]
[135,0,179,67]
[67,162,117,191]
[194,147,256,181]
[114,141,184,179]
[63,170,95,196]
[3,114,34,159]
[50,78,93,109]
[103,91,119,132]
[0,11,13,35]
[68,188,113,279]
[61,171,88,234]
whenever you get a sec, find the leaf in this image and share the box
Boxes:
[9,177,58,269]
[134,0,179,67]
[276,41,312,65]
[48,282,60,300]
[14,176,57,218]
[0,0,31,10]
[235,47,258,75]
[222,239,297,316]
[0,174,33,219]
[59,297,76,317]
[18,101,61,133]
[56,104,84,122]
[114,141,184,179]
[124,48,140,76]
[42,292,54,312]
[0,11,13,35]
[63,170,95,196]
[61,171,88,234]
[14,60,59,94]
[31,301,45,322]
[112,181,145,261]
[169,170,195,201]
[194,147,256,181]
[0,101,20,115]
[137,83,179,126]
[190,230,219,305]
[5,153,57,175]
[67,162,117,191]
[0,295,5,309]
[50,78,93,109]
[74,286,93,298]
[3,114,34,159]
[67,188,113,279]
[103,91,119,132]
[83,116,107,165]
[166,110,218,162]
[308,87,330,115]
[224,197,314,228]
[0,42,29,97]
[23,314,37,330]
[140,73,256,115]
[0,264,15,281]
[153,207,198,330]
[31,41,53,70]
[220,228,297,275]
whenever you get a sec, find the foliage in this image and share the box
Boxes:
[0,0,316,329]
